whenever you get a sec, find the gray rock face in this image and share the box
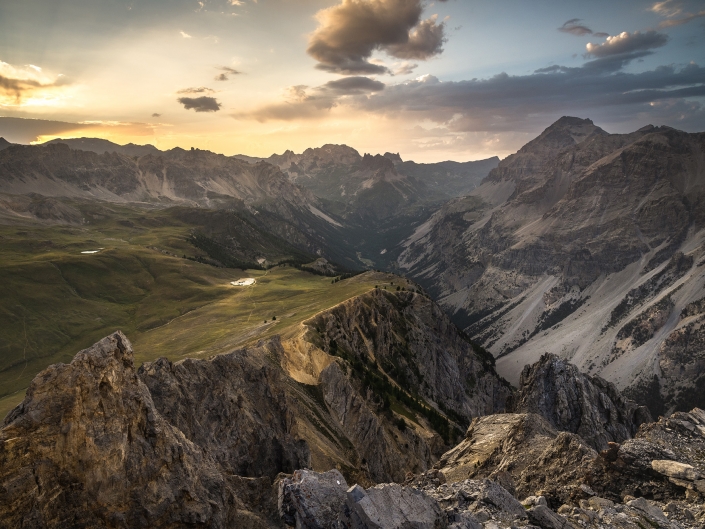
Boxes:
[346,483,447,529]
[278,469,349,528]
[526,504,570,529]
[508,353,651,450]
[320,361,434,483]
[310,288,511,424]
[139,349,310,479]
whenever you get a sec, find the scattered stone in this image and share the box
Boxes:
[627,497,670,525]
[587,496,614,510]
[527,504,571,529]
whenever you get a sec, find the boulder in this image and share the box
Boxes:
[278,469,348,528]
[526,505,571,529]
[651,460,701,481]
[346,483,446,529]
[627,497,670,525]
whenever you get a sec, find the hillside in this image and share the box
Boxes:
[397,117,705,414]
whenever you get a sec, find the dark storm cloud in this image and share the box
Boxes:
[557,19,608,38]
[307,0,447,75]
[323,76,386,94]
[355,62,705,132]
[236,55,705,134]
[214,66,241,81]
[585,30,668,58]
[177,96,222,112]
[234,76,385,121]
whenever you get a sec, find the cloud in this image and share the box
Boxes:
[234,50,705,140]
[392,62,418,76]
[0,61,69,103]
[651,0,683,17]
[322,76,386,94]
[234,76,385,121]
[650,0,705,27]
[0,117,158,143]
[585,30,668,58]
[385,14,445,60]
[558,19,595,36]
[180,30,192,38]
[214,66,241,81]
[0,117,95,143]
[658,11,705,26]
[151,113,161,118]
[307,0,447,75]
[177,86,215,94]
[354,62,705,133]
[177,96,222,112]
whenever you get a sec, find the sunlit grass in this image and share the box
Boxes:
[0,205,393,419]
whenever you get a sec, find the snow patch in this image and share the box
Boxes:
[231,278,256,286]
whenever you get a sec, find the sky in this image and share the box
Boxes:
[0,0,704,162]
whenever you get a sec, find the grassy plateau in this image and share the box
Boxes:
[0,202,385,419]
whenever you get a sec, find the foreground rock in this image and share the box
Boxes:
[588,408,705,505]
[0,333,244,528]
[3,331,705,528]
[278,467,705,529]
[435,413,597,507]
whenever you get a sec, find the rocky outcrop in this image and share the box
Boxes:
[277,466,705,529]
[296,288,510,483]
[346,483,446,529]
[434,413,597,507]
[0,332,245,528]
[138,347,310,479]
[4,331,705,528]
[278,469,349,528]
[508,354,652,450]
[588,408,705,504]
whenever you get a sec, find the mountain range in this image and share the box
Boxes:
[1,117,703,416]
[397,117,705,415]
[1,116,704,527]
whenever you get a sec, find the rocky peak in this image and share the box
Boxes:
[508,353,652,450]
[0,137,10,151]
[383,152,403,164]
[518,116,605,155]
[361,153,397,174]
[45,137,160,157]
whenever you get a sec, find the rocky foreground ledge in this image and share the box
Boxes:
[278,403,705,529]
[1,333,704,528]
